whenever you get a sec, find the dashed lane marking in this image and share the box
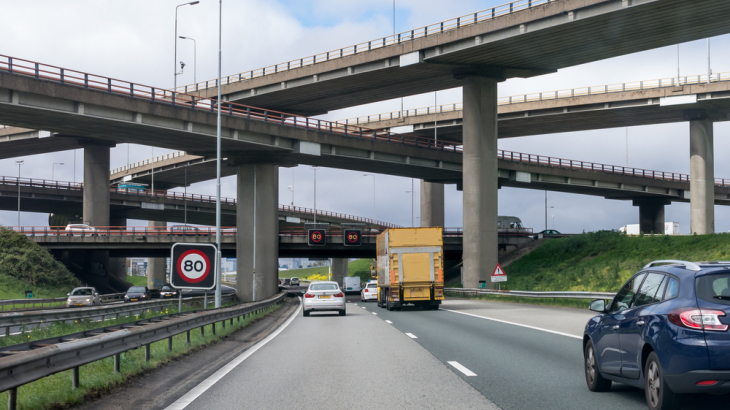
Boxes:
[448,361,477,377]
[385,320,393,324]
[405,333,417,339]
[372,312,377,315]
[442,308,582,340]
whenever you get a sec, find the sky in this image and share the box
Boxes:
[1,0,729,235]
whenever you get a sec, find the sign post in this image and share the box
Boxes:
[491,263,507,290]
[171,244,218,305]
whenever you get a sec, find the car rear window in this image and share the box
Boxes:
[696,273,730,306]
[72,289,92,296]
[128,286,146,292]
[367,284,377,288]
[310,284,338,291]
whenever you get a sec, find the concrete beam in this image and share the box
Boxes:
[689,117,715,234]
[146,221,167,289]
[420,180,445,227]
[82,143,110,226]
[633,199,669,234]
[236,164,279,302]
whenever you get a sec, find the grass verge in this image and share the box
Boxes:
[125,275,147,287]
[445,291,592,310]
[0,302,283,410]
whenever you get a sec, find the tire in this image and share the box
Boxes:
[645,352,681,410]
[432,303,440,311]
[339,310,346,316]
[386,297,393,311]
[584,341,612,392]
[303,310,310,317]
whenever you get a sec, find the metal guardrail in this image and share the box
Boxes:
[0,294,236,335]
[0,293,125,312]
[0,292,285,403]
[445,288,616,300]
[338,70,730,125]
[174,0,559,93]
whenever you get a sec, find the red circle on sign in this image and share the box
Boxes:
[347,232,359,243]
[311,230,324,243]
[177,249,211,283]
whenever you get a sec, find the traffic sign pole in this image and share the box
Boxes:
[178,289,182,313]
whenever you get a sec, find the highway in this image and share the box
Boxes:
[165,296,727,410]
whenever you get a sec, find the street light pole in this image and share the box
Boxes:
[174,1,199,91]
[214,0,222,308]
[15,160,23,227]
[288,186,294,206]
[184,165,188,226]
[544,191,554,231]
[179,36,197,84]
[406,180,415,227]
[363,174,375,221]
[52,162,64,181]
[312,166,319,223]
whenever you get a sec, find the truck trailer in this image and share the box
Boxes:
[376,227,444,311]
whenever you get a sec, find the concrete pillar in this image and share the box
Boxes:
[109,217,127,283]
[633,199,668,234]
[331,258,348,286]
[147,221,167,289]
[82,144,110,227]
[461,76,499,289]
[690,118,715,234]
[420,181,445,227]
[236,164,279,302]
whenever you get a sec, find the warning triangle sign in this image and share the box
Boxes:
[492,264,506,276]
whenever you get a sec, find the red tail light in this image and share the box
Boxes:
[333,292,344,298]
[696,380,719,386]
[304,293,315,298]
[364,289,369,292]
[668,308,729,332]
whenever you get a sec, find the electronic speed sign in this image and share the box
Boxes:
[343,229,361,246]
[308,229,326,246]
[170,243,218,290]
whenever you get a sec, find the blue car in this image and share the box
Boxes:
[584,260,730,410]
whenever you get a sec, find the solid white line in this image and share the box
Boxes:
[164,297,302,410]
[442,308,582,340]
[385,320,393,324]
[372,312,377,315]
[448,361,477,377]
[405,333,417,339]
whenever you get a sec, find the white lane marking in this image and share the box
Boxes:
[385,320,393,324]
[361,307,367,309]
[405,333,418,339]
[164,297,302,410]
[448,361,477,377]
[372,312,377,315]
[442,308,582,340]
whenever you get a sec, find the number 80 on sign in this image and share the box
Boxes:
[171,243,218,290]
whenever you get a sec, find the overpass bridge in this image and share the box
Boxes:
[1,0,727,296]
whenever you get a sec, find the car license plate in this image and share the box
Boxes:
[74,303,83,306]
[319,295,330,299]
[347,288,352,290]
[131,298,138,302]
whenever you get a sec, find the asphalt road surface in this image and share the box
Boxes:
[165,296,727,410]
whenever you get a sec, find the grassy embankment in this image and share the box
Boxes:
[0,228,79,299]
[278,259,373,283]
[448,231,730,308]
[0,303,282,410]
[125,275,147,287]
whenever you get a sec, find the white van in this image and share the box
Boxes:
[342,277,361,294]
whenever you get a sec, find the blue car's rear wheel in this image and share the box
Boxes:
[645,352,680,410]
[584,341,612,392]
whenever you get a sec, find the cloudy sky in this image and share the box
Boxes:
[1,0,729,235]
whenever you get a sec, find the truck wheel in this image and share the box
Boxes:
[386,298,393,311]
[431,303,440,310]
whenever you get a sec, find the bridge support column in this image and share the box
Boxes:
[460,75,499,289]
[689,117,715,234]
[109,217,128,283]
[236,164,279,302]
[147,221,167,289]
[331,258,348,286]
[633,199,669,234]
[82,143,112,286]
[420,181,444,227]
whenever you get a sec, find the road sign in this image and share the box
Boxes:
[170,243,217,290]
[491,263,507,283]
[343,229,361,246]
[308,229,326,246]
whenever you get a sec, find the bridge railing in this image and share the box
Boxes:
[172,0,558,93]
[110,150,190,175]
[338,70,730,124]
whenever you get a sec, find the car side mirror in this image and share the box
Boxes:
[589,299,607,313]
[66,293,70,296]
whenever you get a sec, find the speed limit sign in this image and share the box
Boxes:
[170,243,217,290]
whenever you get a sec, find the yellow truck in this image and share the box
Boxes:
[375,227,444,311]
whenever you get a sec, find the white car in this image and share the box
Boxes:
[303,281,345,317]
[65,224,98,236]
[66,287,102,307]
[361,282,378,302]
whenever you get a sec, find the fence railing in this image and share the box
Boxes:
[338,70,730,125]
[445,288,616,300]
[173,0,560,93]
[0,292,284,404]
[110,150,192,175]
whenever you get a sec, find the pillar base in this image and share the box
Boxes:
[633,199,669,235]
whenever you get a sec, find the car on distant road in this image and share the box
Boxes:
[169,225,200,236]
[584,260,730,410]
[290,277,300,286]
[534,229,560,238]
[66,287,102,307]
[159,285,178,299]
[124,286,151,303]
[303,281,346,317]
[64,224,98,236]
[283,278,291,286]
[361,282,378,302]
